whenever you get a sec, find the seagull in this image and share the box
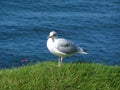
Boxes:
[47,31,87,67]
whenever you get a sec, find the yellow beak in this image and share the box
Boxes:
[48,36,51,39]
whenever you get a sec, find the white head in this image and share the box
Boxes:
[48,31,58,39]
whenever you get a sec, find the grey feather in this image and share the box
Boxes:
[54,38,80,54]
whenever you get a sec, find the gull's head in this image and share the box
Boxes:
[48,31,58,39]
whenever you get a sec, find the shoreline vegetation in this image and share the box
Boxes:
[0,61,120,90]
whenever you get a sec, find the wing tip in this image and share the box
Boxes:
[81,49,88,54]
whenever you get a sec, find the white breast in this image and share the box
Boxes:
[47,38,66,57]
[47,38,54,53]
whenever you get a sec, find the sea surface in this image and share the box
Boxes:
[0,0,120,68]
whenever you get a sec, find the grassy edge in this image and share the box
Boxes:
[0,61,120,90]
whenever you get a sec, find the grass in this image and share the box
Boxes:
[0,61,120,90]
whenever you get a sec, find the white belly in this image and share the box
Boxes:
[47,39,54,54]
[47,38,66,57]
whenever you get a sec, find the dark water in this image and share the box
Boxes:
[0,0,120,68]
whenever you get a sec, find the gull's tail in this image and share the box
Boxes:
[78,48,88,54]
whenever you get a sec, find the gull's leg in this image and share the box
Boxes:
[58,57,63,67]
[58,57,61,67]
[60,57,63,66]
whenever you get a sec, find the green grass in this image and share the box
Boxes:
[0,61,120,90]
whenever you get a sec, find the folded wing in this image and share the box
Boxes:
[54,38,80,54]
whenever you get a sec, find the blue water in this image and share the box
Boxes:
[0,0,120,68]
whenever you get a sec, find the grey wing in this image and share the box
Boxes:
[54,38,80,54]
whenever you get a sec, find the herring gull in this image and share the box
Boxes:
[47,31,87,67]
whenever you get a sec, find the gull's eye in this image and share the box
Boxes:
[53,34,57,36]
